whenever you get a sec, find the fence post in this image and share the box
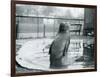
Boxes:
[43,24,45,38]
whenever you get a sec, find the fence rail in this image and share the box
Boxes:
[16,16,84,39]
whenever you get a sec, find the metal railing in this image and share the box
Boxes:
[16,15,84,39]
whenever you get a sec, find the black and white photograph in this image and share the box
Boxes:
[12,1,97,75]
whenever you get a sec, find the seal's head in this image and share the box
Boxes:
[58,23,69,33]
